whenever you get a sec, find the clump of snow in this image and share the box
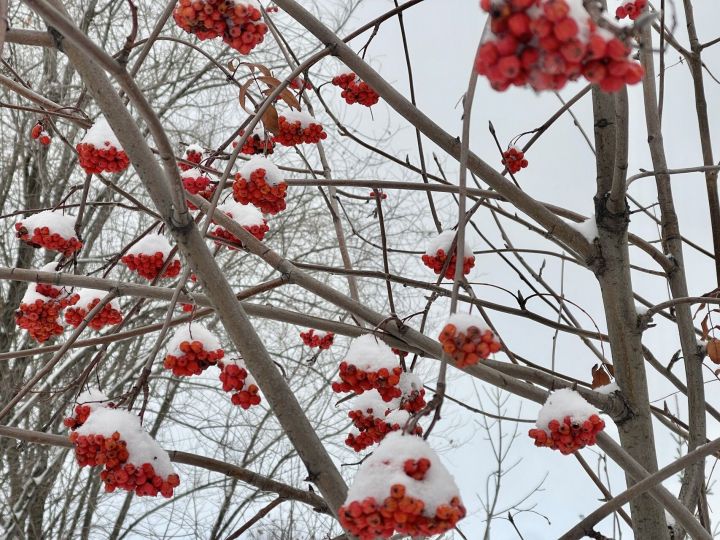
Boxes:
[535,388,599,432]
[399,372,423,397]
[572,215,599,242]
[594,381,620,395]
[425,230,472,256]
[185,143,204,155]
[350,390,397,417]
[181,167,209,180]
[80,118,122,149]
[72,288,121,311]
[239,156,283,186]
[445,312,488,334]
[280,110,320,129]
[385,409,411,426]
[167,323,221,355]
[20,211,77,240]
[217,200,265,226]
[127,233,173,257]
[75,389,111,411]
[635,303,649,316]
[345,432,461,515]
[76,407,175,477]
[344,335,400,372]
[21,287,53,305]
[38,262,60,273]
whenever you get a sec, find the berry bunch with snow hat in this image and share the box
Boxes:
[421,230,475,280]
[438,313,502,367]
[475,0,644,92]
[300,328,334,350]
[211,200,269,248]
[273,110,327,146]
[339,432,466,538]
[121,233,182,281]
[528,388,606,454]
[76,118,130,174]
[164,323,225,377]
[15,211,82,258]
[232,156,287,215]
[218,357,262,409]
[66,391,180,498]
[64,288,124,331]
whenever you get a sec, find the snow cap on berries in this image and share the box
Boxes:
[280,110,320,129]
[217,200,265,227]
[349,390,398,417]
[72,288,121,312]
[76,407,175,478]
[166,323,222,356]
[345,432,462,516]
[535,388,599,432]
[75,389,111,411]
[425,230,472,256]
[345,335,399,372]
[240,156,284,187]
[444,313,489,335]
[19,211,77,241]
[81,118,123,150]
[127,233,174,257]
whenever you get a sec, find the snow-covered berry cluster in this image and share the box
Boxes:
[179,144,204,171]
[164,323,225,377]
[339,433,466,539]
[475,0,644,93]
[273,111,327,146]
[234,126,275,155]
[438,313,502,367]
[331,73,381,107]
[76,119,130,174]
[172,0,268,54]
[34,263,66,299]
[528,388,606,454]
[15,211,82,257]
[332,335,403,402]
[218,358,262,409]
[68,404,180,498]
[300,329,334,350]
[502,146,528,173]
[232,156,287,215]
[15,289,66,343]
[345,391,422,452]
[181,168,213,210]
[398,372,426,413]
[31,122,51,145]
[212,200,269,248]
[615,0,647,20]
[121,234,182,281]
[64,289,123,331]
[421,230,475,280]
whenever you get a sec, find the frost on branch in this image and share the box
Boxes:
[273,110,328,147]
[421,230,475,280]
[300,328,334,350]
[69,407,180,498]
[64,289,123,331]
[331,73,381,107]
[218,358,262,409]
[212,200,269,248]
[172,0,268,55]
[233,156,287,215]
[121,233,182,281]
[345,390,422,452]
[76,118,130,174]
[475,0,644,92]
[331,335,403,402]
[15,211,82,257]
[15,288,67,343]
[164,323,225,377]
[339,432,466,539]
[528,388,605,454]
[438,313,502,367]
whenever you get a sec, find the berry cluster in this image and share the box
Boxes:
[339,469,465,539]
[333,363,403,402]
[179,145,203,171]
[289,77,312,90]
[15,294,65,343]
[64,295,123,331]
[35,282,63,299]
[164,339,224,377]
[475,0,644,92]
[399,374,426,414]
[616,0,647,20]
[76,142,130,174]
[181,169,213,210]
[438,318,502,367]
[273,114,327,146]
[346,409,422,452]
[172,0,268,55]
[421,249,475,280]
[122,252,181,281]
[233,163,287,215]
[219,361,262,409]
[529,413,605,454]
[331,73,381,107]
[300,329,334,350]
[63,403,101,430]
[212,202,269,248]
[31,122,51,145]
[502,147,528,174]
[235,130,275,155]
[15,220,82,258]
